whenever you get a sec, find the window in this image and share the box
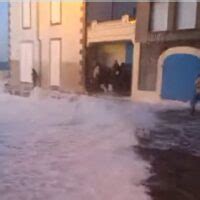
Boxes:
[176,2,197,30]
[22,1,31,28]
[50,39,61,86]
[20,42,33,83]
[151,2,169,32]
[87,2,136,23]
[50,1,61,25]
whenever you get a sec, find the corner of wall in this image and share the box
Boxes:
[78,2,86,92]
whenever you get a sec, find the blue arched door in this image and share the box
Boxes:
[161,54,200,101]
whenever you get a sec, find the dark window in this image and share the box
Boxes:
[87,2,136,23]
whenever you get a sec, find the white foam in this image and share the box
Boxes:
[0,88,160,200]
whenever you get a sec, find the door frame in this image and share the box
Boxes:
[156,46,200,100]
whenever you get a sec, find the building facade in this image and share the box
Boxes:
[9,1,200,102]
[9,1,85,95]
[134,2,200,102]
[86,2,136,96]
[9,1,137,97]
[9,2,40,95]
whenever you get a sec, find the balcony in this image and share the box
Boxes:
[87,15,136,45]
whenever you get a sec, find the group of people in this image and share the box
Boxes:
[92,60,131,94]
[91,60,200,114]
[32,63,200,114]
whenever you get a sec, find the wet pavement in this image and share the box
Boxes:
[136,109,200,200]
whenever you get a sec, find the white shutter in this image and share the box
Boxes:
[22,1,31,28]
[50,40,61,86]
[151,2,169,32]
[177,2,197,30]
[51,1,61,24]
[20,43,33,83]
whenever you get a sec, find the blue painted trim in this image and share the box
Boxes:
[161,54,200,101]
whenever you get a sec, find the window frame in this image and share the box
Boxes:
[22,1,32,29]
[175,1,198,31]
[149,2,170,33]
[50,1,62,26]
[49,38,62,87]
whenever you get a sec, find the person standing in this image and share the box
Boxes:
[112,60,121,92]
[32,68,38,88]
[191,74,200,115]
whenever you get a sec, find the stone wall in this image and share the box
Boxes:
[138,40,200,91]
[135,2,200,43]
[38,2,85,93]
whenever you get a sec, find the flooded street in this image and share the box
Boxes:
[0,90,152,200]
[136,109,200,200]
[1,83,200,200]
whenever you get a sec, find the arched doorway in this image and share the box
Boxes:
[161,54,200,101]
[156,47,200,102]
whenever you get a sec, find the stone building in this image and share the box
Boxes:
[9,1,200,102]
[135,2,200,102]
[9,1,85,95]
[86,2,136,96]
[9,1,137,97]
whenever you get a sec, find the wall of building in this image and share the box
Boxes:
[9,2,39,94]
[38,2,84,92]
[135,2,150,42]
[138,43,161,91]
[133,2,200,102]
[135,2,200,43]
[9,2,85,94]
[138,41,200,92]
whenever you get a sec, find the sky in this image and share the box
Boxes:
[0,2,8,62]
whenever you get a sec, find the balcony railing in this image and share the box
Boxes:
[87,15,136,45]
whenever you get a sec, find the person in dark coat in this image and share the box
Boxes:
[32,68,38,87]
[112,60,121,91]
[113,60,120,74]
